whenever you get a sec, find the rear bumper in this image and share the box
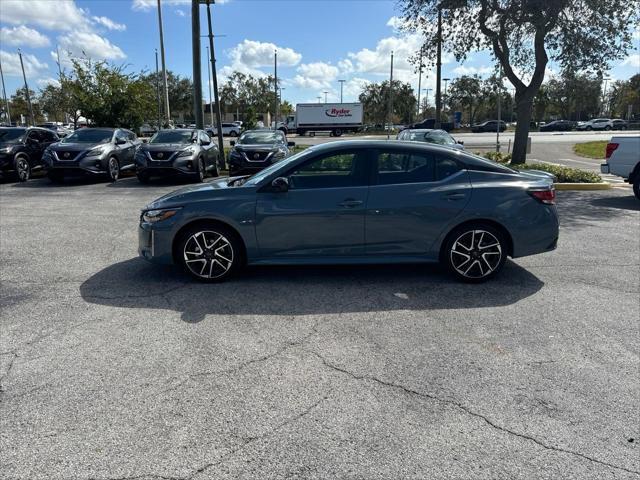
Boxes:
[511,205,559,258]
[600,163,609,174]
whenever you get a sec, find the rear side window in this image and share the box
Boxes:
[375,150,462,185]
[435,155,462,180]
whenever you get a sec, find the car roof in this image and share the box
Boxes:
[303,139,461,155]
[401,129,449,134]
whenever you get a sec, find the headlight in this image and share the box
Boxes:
[177,148,196,158]
[142,208,181,223]
[85,148,105,157]
[0,146,13,154]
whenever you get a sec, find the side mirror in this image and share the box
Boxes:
[230,140,236,146]
[116,137,127,145]
[287,141,295,147]
[201,139,211,146]
[457,140,464,145]
[271,176,289,192]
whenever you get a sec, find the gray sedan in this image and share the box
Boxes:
[397,128,464,150]
[139,140,559,283]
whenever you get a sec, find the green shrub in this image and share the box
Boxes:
[477,151,602,183]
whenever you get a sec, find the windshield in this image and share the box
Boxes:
[238,131,282,145]
[62,129,113,144]
[0,128,26,143]
[149,130,195,144]
[242,148,314,186]
[405,131,455,145]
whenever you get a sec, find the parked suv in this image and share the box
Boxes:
[600,136,640,199]
[397,129,464,150]
[135,129,219,183]
[576,118,612,131]
[0,127,59,182]
[207,123,241,137]
[43,128,140,183]
[610,119,629,130]
[471,120,507,133]
[228,130,294,176]
[539,120,574,132]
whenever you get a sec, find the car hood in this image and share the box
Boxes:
[145,176,246,209]
[51,142,103,150]
[142,143,194,151]
[233,144,279,152]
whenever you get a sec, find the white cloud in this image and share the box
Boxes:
[0,0,87,31]
[175,9,187,17]
[0,50,48,77]
[228,40,301,68]
[92,16,126,31]
[57,32,126,63]
[343,77,370,98]
[452,65,493,77]
[338,59,354,75]
[621,54,640,68]
[37,77,61,88]
[0,26,50,48]
[290,62,339,89]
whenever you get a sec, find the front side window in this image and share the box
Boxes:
[288,151,365,189]
[0,128,27,143]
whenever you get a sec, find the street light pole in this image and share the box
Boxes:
[496,67,502,153]
[274,50,278,129]
[18,49,34,126]
[443,77,450,123]
[416,53,423,118]
[204,0,225,167]
[602,77,610,116]
[323,91,328,103]
[191,0,204,128]
[206,45,214,127]
[157,0,171,126]
[155,49,161,131]
[387,50,394,140]
[317,96,321,103]
[338,79,345,103]
[435,7,442,129]
[0,60,11,125]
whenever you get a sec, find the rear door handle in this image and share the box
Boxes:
[338,199,364,208]
[444,193,466,201]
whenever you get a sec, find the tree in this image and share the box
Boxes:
[359,80,417,125]
[138,70,193,123]
[9,87,42,125]
[447,75,484,125]
[39,84,66,122]
[545,71,602,121]
[608,74,640,119]
[400,0,639,164]
[219,72,277,120]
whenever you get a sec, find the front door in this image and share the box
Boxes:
[255,149,370,259]
[365,148,471,256]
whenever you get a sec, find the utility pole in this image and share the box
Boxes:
[204,0,224,167]
[317,96,321,103]
[206,45,213,127]
[496,67,502,153]
[435,7,442,129]
[157,0,171,126]
[387,50,394,140]
[18,49,34,126]
[191,0,204,128]
[443,77,450,122]
[338,79,345,103]
[0,60,11,125]
[602,77,610,116]
[416,52,423,118]
[274,50,278,129]
[155,49,162,131]
[55,46,68,124]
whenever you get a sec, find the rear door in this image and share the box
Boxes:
[255,148,371,258]
[365,147,471,256]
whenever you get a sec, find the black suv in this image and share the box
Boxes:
[135,129,220,183]
[0,127,59,182]
[539,120,574,132]
[228,130,294,176]
[471,120,507,133]
[44,128,140,183]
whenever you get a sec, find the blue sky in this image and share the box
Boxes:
[1,0,639,106]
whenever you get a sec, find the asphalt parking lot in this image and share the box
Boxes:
[1,175,638,479]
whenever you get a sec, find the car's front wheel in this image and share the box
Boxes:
[107,157,119,182]
[14,156,30,182]
[192,157,205,183]
[443,224,507,282]
[177,224,243,282]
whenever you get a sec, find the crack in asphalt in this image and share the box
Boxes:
[0,351,18,395]
[307,350,640,476]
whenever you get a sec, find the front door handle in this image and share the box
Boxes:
[443,192,466,201]
[338,199,363,208]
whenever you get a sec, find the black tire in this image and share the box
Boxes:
[633,179,640,201]
[230,131,238,137]
[47,171,64,184]
[137,171,150,184]
[442,223,507,283]
[334,129,343,137]
[176,223,244,282]
[14,155,31,182]
[192,157,205,183]
[586,126,593,131]
[604,125,611,131]
[107,156,119,182]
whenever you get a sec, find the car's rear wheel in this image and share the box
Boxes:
[177,224,242,282]
[443,224,507,282]
[604,125,611,131]
[107,157,119,182]
[14,156,30,182]
[230,131,238,137]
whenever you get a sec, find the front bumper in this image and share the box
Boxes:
[138,222,175,265]
[136,154,198,176]
[45,153,108,175]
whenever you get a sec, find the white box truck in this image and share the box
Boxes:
[286,103,363,136]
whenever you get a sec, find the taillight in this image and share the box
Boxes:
[529,188,556,205]
[605,142,619,159]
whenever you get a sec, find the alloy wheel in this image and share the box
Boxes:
[450,229,502,279]
[183,230,234,279]
[16,158,30,182]
[108,158,119,181]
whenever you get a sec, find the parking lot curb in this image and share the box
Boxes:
[554,182,612,191]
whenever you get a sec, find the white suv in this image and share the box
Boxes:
[576,118,613,131]
[600,135,640,199]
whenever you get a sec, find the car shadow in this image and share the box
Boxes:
[106,175,225,188]
[556,190,638,227]
[80,257,544,323]
[589,194,639,211]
